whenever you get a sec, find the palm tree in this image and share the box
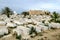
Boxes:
[50,11,59,22]
[1,7,13,18]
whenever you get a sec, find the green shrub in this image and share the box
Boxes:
[29,27,37,35]
[50,11,60,23]
[16,35,22,40]
[29,27,35,35]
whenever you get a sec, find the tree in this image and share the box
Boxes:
[1,7,13,18]
[21,11,29,17]
[50,11,59,23]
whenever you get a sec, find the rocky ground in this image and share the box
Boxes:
[0,14,60,40]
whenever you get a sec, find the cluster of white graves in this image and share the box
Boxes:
[0,12,60,40]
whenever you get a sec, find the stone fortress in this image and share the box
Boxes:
[29,10,50,15]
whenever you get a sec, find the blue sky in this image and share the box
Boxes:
[0,0,60,13]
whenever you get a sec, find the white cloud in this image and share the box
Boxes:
[40,3,54,8]
[27,2,60,11]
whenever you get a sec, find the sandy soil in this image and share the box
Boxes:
[30,29,60,40]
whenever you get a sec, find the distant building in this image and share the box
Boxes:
[29,10,50,15]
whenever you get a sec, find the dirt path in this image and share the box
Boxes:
[31,29,60,40]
